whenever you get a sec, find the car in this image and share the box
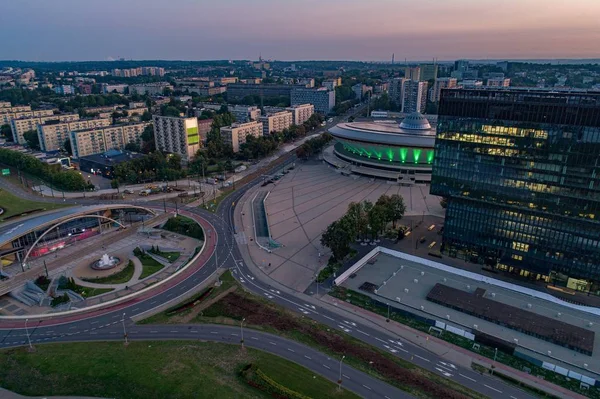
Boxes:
[123,189,135,194]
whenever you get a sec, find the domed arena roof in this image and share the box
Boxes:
[399,112,432,130]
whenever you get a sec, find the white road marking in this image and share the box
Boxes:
[356,329,370,336]
[251,337,259,340]
[362,384,371,390]
[210,331,218,334]
[322,315,335,321]
[269,341,277,345]
[304,355,312,360]
[484,384,502,393]
[91,321,99,324]
[342,374,350,379]
[287,348,295,352]
[170,330,178,333]
[191,330,198,333]
[323,364,331,369]
[435,368,453,377]
[374,337,386,343]
[510,396,518,399]
[150,331,158,333]
[459,374,477,382]
[414,355,430,362]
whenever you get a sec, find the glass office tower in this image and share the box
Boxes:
[431,89,600,293]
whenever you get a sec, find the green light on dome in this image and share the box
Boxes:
[387,148,394,162]
[413,149,422,164]
[399,148,408,163]
[427,150,434,164]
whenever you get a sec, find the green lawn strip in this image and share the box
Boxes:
[330,287,598,399]
[163,215,205,240]
[472,363,561,399]
[201,187,235,213]
[0,341,358,399]
[82,260,135,285]
[138,254,166,279]
[139,270,237,324]
[144,276,484,399]
[0,189,70,223]
[57,277,114,298]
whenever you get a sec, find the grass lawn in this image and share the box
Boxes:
[0,189,70,223]
[149,249,180,263]
[138,254,166,279]
[201,187,235,213]
[82,260,135,285]
[0,341,359,399]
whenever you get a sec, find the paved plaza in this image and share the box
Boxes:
[238,158,444,292]
[341,251,600,375]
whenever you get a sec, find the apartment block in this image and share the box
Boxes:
[487,77,511,87]
[430,77,458,102]
[220,121,263,153]
[402,80,428,113]
[405,67,421,81]
[260,111,293,136]
[152,115,200,163]
[38,118,111,152]
[0,106,55,125]
[102,84,128,94]
[70,122,150,158]
[130,82,173,96]
[290,87,335,114]
[11,113,79,145]
[388,78,408,107]
[286,104,314,125]
[231,105,261,123]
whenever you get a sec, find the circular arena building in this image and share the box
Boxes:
[327,112,436,185]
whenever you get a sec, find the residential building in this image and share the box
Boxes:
[53,85,75,95]
[461,80,484,88]
[231,105,261,123]
[130,82,173,96]
[454,59,469,72]
[152,115,200,163]
[290,87,335,114]
[462,70,479,79]
[0,101,11,108]
[322,78,342,91]
[352,84,372,101]
[389,78,409,108]
[0,106,55,125]
[402,81,428,113]
[286,104,314,125]
[197,118,212,143]
[227,83,300,101]
[38,118,111,152]
[70,122,150,158]
[218,77,238,85]
[419,64,438,81]
[431,89,600,290]
[405,67,421,81]
[259,111,293,135]
[11,113,79,145]
[298,78,315,88]
[430,78,458,102]
[220,121,263,153]
[487,77,511,87]
[129,101,146,109]
[81,105,118,115]
[102,84,128,94]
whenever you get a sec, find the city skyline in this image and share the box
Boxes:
[2,0,599,62]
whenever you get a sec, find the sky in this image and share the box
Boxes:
[1,0,599,61]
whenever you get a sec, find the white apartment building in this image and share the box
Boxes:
[130,82,173,96]
[220,121,263,153]
[259,111,293,136]
[0,101,11,108]
[487,77,511,87]
[290,88,335,114]
[70,122,150,158]
[11,113,79,145]
[430,78,458,102]
[231,105,261,123]
[38,118,111,152]
[0,106,55,125]
[402,80,428,113]
[286,103,314,125]
[461,80,484,88]
[102,84,128,94]
[152,115,200,163]
[389,78,409,107]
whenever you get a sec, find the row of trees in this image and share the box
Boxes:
[112,151,184,184]
[0,148,91,191]
[321,194,406,261]
[295,132,333,159]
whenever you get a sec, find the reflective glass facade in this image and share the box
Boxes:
[431,89,600,286]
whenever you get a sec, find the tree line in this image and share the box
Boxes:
[321,194,406,261]
[0,148,91,191]
[112,151,184,184]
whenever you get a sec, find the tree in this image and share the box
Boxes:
[23,130,40,150]
[321,220,352,261]
[124,142,141,152]
[367,204,386,239]
[388,194,406,228]
[111,179,120,190]
[63,138,73,156]
[0,124,12,141]
[346,202,367,240]
[162,106,180,117]
[141,111,152,121]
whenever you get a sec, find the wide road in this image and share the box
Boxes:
[0,105,537,399]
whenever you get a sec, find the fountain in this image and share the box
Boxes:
[91,253,121,270]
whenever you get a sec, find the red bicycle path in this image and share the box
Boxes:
[0,209,216,330]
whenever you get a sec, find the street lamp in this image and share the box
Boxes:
[25,318,33,351]
[121,313,128,345]
[386,303,390,322]
[338,355,346,390]
[240,318,246,347]
[491,347,498,375]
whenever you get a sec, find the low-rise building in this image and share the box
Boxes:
[486,77,511,87]
[220,121,263,152]
[38,117,112,152]
[259,111,293,136]
[53,85,75,95]
[152,115,200,163]
[78,149,144,179]
[70,122,150,158]
[102,83,128,94]
[231,105,261,123]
